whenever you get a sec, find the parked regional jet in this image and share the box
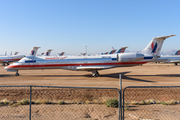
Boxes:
[0,52,25,66]
[5,35,175,76]
[152,50,180,65]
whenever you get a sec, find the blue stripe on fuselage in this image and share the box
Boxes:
[144,57,153,59]
[25,60,36,63]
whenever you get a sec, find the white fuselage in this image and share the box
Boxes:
[5,53,153,72]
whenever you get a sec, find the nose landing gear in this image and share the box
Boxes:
[92,70,99,77]
[15,70,19,76]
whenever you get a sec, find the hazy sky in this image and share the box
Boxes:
[0,0,179,55]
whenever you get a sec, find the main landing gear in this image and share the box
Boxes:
[15,70,19,76]
[175,63,178,66]
[92,70,99,77]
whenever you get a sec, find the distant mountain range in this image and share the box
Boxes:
[161,49,178,55]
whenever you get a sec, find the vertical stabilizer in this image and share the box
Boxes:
[117,47,128,53]
[14,52,19,55]
[58,52,65,56]
[45,49,53,56]
[142,35,175,56]
[5,51,7,56]
[28,47,40,56]
[175,50,180,55]
[109,49,117,54]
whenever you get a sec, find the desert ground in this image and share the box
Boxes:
[0,63,180,120]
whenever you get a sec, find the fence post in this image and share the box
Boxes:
[29,86,32,120]
[118,74,122,120]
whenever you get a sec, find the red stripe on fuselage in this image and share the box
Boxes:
[7,62,148,69]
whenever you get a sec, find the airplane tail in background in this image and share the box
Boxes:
[28,47,40,56]
[117,47,128,53]
[109,49,117,54]
[10,51,12,56]
[142,35,175,56]
[45,49,53,56]
[5,51,7,56]
[58,52,65,56]
[14,52,19,55]
[175,50,180,55]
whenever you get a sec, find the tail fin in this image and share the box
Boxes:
[45,49,53,56]
[28,47,40,56]
[109,49,117,54]
[14,52,19,55]
[5,51,7,56]
[58,52,65,56]
[117,47,128,53]
[10,51,12,56]
[142,35,175,56]
[81,53,86,56]
[175,50,180,55]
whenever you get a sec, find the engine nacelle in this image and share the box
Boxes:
[117,53,144,62]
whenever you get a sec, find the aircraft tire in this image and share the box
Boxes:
[15,73,19,76]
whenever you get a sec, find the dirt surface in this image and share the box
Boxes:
[0,63,180,120]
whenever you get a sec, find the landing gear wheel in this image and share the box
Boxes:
[7,63,9,65]
[2,63,5,66]
[175,63,178,66]
[92,70,99,77]
[15,71,19,76]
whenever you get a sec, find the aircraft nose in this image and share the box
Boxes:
[4,66,9,70]
[4,65,11,70]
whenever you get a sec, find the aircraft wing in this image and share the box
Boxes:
[76,66,113,71]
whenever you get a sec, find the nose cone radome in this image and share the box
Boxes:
[4,65,12,70]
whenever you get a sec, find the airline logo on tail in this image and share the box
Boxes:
[151,42,157,53]
[45,52,49,56]
[175,50,180,55]
[31,50,35,55]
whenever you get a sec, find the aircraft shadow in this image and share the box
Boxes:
[100,72,155,83]
[0,74,14,77]
[27,71,155,83]
[127,74,180,77]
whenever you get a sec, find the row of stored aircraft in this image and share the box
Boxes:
[0,49,65,66]
[4,35,176,77]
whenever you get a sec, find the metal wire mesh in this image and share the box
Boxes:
[31,87,119,120]
[123,86,180,120]
[0,86,30,120]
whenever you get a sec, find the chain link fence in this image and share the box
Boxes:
[123,86,180,120]
[1,85,180,120]
[0,85,120,120]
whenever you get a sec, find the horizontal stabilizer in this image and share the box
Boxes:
[155,35,176,40]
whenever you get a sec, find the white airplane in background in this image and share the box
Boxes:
[152,50,180,65]
[5,35,175,76]
[0,52,25,66]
